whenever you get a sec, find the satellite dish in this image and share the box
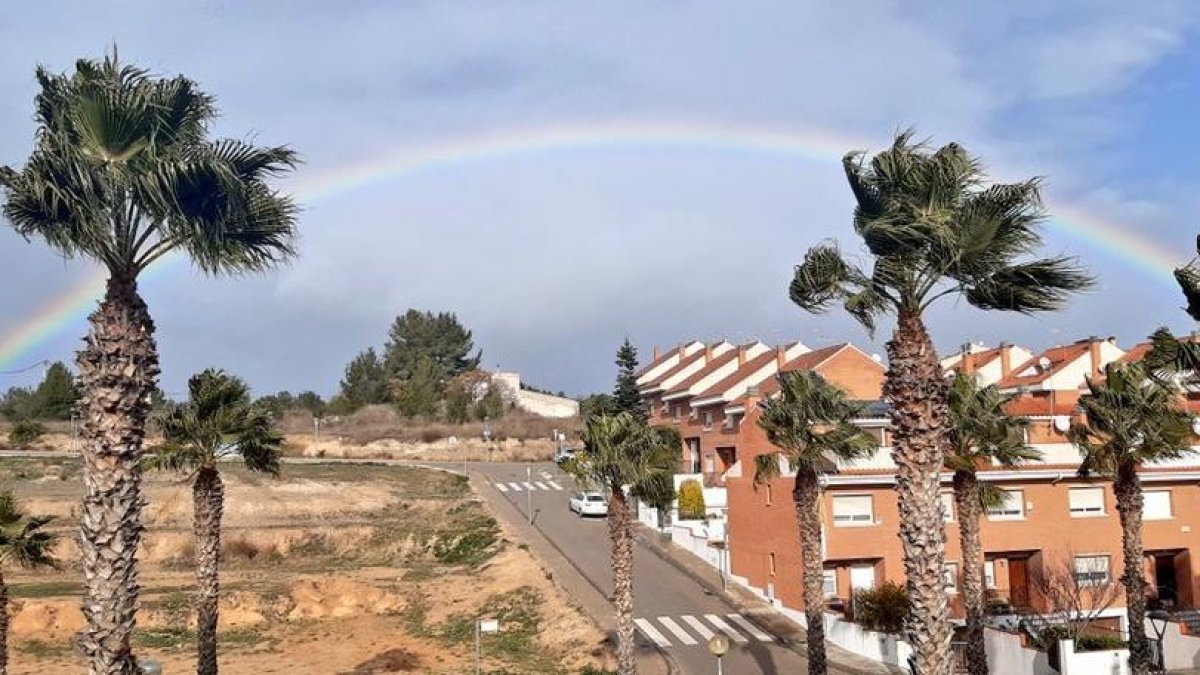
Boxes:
[871,354,883,363]
[1191,418,1200,436]
[1053,416,1070,433]
[1038,356,1052,370]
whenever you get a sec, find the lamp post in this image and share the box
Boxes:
[708,634,729,675]
[526,464,533,524]
[1148,609,1170,673]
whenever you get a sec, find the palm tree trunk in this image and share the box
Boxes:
[1115,462,1149,675]
[609,486,636,675]
[885,309,951,675]
[0,568,9,675]
[954,470,987,675]
[77,276,159,675]
[795,469,828,675]
[194,466,224,675]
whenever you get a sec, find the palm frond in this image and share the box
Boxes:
[1142,327,1200,380]
[753,452,783,486]
[963,258,1093,313]
[757,370,875,475]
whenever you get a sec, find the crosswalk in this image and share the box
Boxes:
[494,480,565,492]
[634,614,775,649]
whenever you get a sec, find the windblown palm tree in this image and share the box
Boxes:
[0,53,297,674]
[944,373,1039,675]
[567,413,676,675]
[787,131,1091,672]
[1069,363,1193,675]
[0,491,56,675]
[147,370,281,675]
[755,371,875,675]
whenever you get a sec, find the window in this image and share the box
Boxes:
[832,495,874,527]
[940,492,955,522]
[1069,487,1105,517]
[765,483,773,506]
[984,560,996,589]
[986,490,1024,520]
[862,426,887,446]
[702,411,713,429]
[769,552,777,576]
[822,569,837,598]
[943,562,959,592]
[1073,555,1111,587]
[673,405,681,420]
[1144,490,1173,520]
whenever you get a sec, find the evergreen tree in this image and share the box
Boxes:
[612,339,644,420]
[337,348,388,411]
[296,391,327,419]
[393,357,444,418]
[33,362,79,420]
[383,310,481,383]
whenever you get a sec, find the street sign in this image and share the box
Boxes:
[478,618,500,634]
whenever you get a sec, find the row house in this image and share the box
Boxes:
[642,334,1200,633]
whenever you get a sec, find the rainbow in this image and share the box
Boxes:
[0,121,1187,371]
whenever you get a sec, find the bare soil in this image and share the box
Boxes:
[3,460,613,674]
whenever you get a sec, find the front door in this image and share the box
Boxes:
[1155,554,1179,606]
[1009,558,1030,608]
[850,564,876,591]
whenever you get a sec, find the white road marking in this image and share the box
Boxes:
[508,482,523,491]
[495,483,508,492]
[681,615,714,641]
[634,618,671,648]
[657,617,698,646]
[704,614,748,642]
[727,614,773,641]
[522,481,537,491]
[540,471,553,480]
[534,481,550,490]
[547,480,564,490]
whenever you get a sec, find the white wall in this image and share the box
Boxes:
[1058,639,1129,675]
[1146,617,1200,670]
[821,613,913,667]
[984,628,1055,675]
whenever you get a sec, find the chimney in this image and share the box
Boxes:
[705,343,714,364]
[738,345,747,366]
[1088,336,1103,379]
[960,343,975,375]
[653,345,661,361]
[776,345,787,369]
[999,343,1013,377]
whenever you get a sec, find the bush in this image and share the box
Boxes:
[1075,633,1126,652]
[8,419,46,448]
[677,479,706,520]
[853,581,909,634]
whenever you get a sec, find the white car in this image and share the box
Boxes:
[569,491,609,517]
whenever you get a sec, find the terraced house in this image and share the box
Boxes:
[639,335,1200,657]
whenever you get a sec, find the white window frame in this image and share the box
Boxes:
[941,492,955,523]
[832,495,875,527]
[1068,487,1105,517]
[1143,490,1173,521]
[986,489,1025,521]
[673,404,681,420]
[822,569,837,598]
[1073,555,1111,587]
[984,560,997,590]
[702,410,713,430]
[943,562,959,592]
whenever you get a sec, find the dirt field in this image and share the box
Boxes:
[1,459,614,674]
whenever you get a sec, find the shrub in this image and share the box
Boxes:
[677,479,706,520]
[1075,633,1126,652]
[8,419,46,448]
[853,581,909,634]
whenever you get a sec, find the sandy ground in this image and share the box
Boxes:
[2,460,613,674]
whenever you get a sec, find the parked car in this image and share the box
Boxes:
[554,446,579,464]
[569,491,609,517]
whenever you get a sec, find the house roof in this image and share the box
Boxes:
[640,344,720,392]
[634,345,678,379]
[692,349,780,404]
[662,344,751,398]
[944,345,1008,373]
[995,341,1094,389]
[1003,392,1081,417]
[754,344,855,397]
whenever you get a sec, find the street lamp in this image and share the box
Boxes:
[708,634,730,675]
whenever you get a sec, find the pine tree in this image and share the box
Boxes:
[337,348,387,411]
[33,362,79,420]
[383,310,481,383]
[612,339,644,421]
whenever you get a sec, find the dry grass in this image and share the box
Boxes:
[279,405,583,444]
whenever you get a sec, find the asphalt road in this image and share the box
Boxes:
[468,461,809,675]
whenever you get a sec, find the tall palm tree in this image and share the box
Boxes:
[1069,363,1193,675]
[567,413,676,675]
[787,131,1092,672]
[0,491,56,675]
[755,371,875,675]
[147,370,282,675]
[944,373,1040,675]
[0,53,297,674]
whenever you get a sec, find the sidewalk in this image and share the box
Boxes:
[471,473,678,675]
[634,523,901,675]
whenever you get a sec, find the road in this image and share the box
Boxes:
[468,461,809,675]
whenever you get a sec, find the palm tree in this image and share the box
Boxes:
[787,131,1092,672]
[148,370,282,675]
[0,53,297,674]
[944,373,1040,675]
[1069,363,1193,675]
[567,413,676,675]
[0,490,57,675]
[755,371,875,675]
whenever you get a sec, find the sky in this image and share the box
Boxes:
[2,1,1200,398]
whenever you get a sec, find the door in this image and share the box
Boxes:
[1155,554,1179,606]
[1009,558,1030,608]
[850,564,876,591]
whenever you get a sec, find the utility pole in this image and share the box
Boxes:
[526,464,533,524]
